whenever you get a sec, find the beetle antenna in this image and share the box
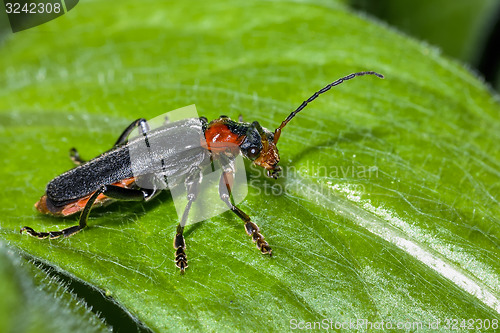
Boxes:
[273,71,384,144]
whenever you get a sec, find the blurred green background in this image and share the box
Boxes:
[2,1,500,88]
[350,0,500,91]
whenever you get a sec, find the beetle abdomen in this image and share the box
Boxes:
[37,177,137,216]
[46,148,133,207]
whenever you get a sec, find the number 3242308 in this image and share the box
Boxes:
[5,1,62,14]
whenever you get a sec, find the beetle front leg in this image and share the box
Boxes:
[21,185,151,239]
[218,166,272,256]
[174,167,203,274]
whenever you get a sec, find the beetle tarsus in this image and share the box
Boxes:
[174,240,188,274]
[21,222,84,239]
[245,221,272,256]
[174,231,188,273]
[229,201,274,257]
[218,166,273,258]
[171,167,203,273]
[20,226,67,239]
[20,226,46,238]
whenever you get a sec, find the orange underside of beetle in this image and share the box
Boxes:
[35,177,137,216]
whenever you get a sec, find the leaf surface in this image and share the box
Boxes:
[0,0,499,331]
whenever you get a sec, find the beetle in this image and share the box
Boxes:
[21,71,384,273]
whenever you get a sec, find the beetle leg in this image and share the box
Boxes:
[21,186,106,239]
[21,185,152,239]
[68,119,150,166]
[114,118,150,147]
[174,167,203,274]
[69,147,86,165]
[163,115,170,125]
[218,162,272,256]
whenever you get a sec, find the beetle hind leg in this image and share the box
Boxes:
[21,186,106,239]
[20,225,83,239]
[21,185,151,239]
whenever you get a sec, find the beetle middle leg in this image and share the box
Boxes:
[69,119,150,165]
[21,185,152,239]
[173,167,203,274]
[218,161,272,256]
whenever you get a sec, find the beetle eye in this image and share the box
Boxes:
[246,147,260,160]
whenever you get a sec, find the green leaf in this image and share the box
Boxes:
[1,0,499,331]
[0,242,107,333]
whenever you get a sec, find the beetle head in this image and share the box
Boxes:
[237,71,383,178]
[248,71,384,178]
[240,121,282,179]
